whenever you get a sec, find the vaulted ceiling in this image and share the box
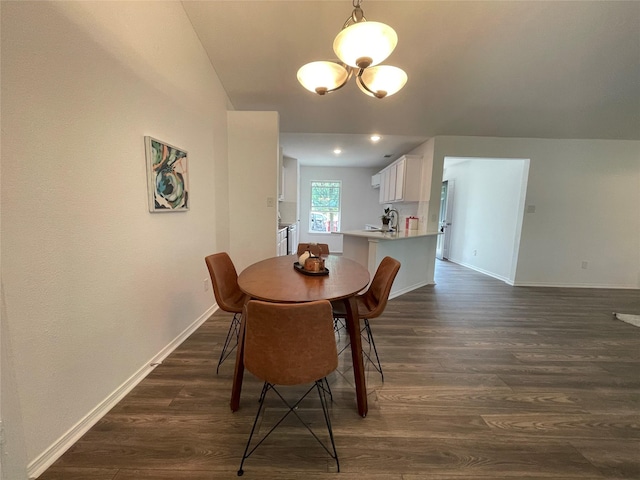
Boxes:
[183,1,639,167]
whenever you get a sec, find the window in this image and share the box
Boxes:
[309,181,341,233]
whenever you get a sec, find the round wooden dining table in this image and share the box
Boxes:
[232,254,371,417]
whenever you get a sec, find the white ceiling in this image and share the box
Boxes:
[183,0,640,168]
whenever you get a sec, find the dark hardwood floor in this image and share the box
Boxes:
[40,260,640,479]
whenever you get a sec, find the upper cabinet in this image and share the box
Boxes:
[378,155,423,204]
[371,173,381,188]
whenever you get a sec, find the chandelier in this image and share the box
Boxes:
[297,0,407,99]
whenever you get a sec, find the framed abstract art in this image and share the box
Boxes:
[144,136,189,212]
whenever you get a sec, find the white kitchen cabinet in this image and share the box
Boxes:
[371,173,381,188]
[379,169,387,203]
[379,165,397,203]
[378,154,422,203]
[394,158,405,201]
[388,163,397,201]
[277,227,287,256]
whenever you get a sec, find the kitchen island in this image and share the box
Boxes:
[335,229,440,298]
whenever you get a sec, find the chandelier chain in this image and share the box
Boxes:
[346,0,365,27]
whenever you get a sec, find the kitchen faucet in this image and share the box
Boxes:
[387,209,399,231]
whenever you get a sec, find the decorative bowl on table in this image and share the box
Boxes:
[293,256,329,276]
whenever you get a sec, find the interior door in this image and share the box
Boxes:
[436,180,454,260]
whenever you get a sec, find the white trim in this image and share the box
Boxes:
[454,260,511,284]
[389,281,433,300]
[454,260,639,289]
[27,305,218,479]
[512,281,639,289]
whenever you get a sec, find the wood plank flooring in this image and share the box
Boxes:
[40,260,640,479]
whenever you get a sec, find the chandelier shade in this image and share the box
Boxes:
[297,0,406,99]
[333,21,398,69]
[297,61,351,95]
[357,65,407,98]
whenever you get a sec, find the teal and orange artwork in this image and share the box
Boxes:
[145,136,189,212]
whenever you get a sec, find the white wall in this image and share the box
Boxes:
[433,136,640,288]
[406,138,440,233]
[1,2,230,477]
[442,158,529,283]
[278,155,299,226]
[299,166,380,253]
[228,111,280,272]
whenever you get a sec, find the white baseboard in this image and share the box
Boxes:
[27,305,218,480]
[449,260,639,289]
[390,280,433,300]
[512,281,639,289]
[450,260,512,284]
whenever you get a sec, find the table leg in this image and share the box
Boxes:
[230,308,247,412]
[344,296,368,417]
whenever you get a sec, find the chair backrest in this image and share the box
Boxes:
[297,243,330,256]
[205,252,246,314]
[359,256,401,319]
[243,300,338,385]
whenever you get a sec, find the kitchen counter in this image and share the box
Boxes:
[336,229,440,240]
[334,229,440,298]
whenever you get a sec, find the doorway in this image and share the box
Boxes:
[438,157,530,284]
[436,180,454,260]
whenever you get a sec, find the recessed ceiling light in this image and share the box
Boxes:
[370,135,381,142]
[333,148,342,155]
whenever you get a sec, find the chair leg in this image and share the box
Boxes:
[217,312,241,374]
[238,382,314,475]
[335,317,384,382]
[238,382,269,476]
[315,380,340,472]
[336,317,351,356]
[238,379,339,475]
[319,376,333,402]
[363,319,384,382]
[333,317,346,339]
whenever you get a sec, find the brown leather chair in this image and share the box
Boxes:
[238,299,339,475]
[297,242,330,256]
[205,253,249,374]
[332,256,401,382]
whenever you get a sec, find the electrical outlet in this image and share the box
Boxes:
[204,278,210,291]
[473,249,477,256]
[581,261,588,269]
[266,197,275,207]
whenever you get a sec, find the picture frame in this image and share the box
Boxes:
[144,136,189,212]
